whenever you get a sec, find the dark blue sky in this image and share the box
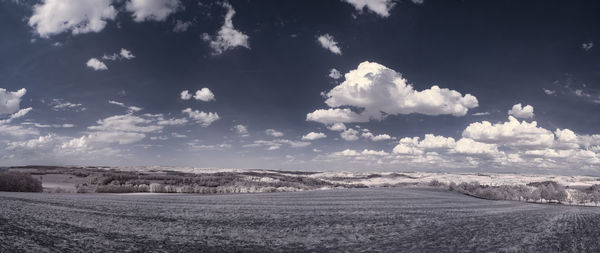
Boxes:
[1,0,599,174]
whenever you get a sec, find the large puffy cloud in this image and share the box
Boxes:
[302,132,327,141]
[182,108,219,127]
[343,0,395,17]
[392,135,464,155]
[462,116,554,148]
[0,88,27,115]
[392,137,424,155]
[306,108,368,125]
[203,2,249,55]
[508,103,534,119]
[317,34,342,55]
[307,61,478,125]
[125,0,182,22]
[193,88,215,102]
[417,134,456,149]
[553,128,580,150]
[321,114,600,171]
[453,138,501,156]
[578,134,600,148]
[28,0,117,37]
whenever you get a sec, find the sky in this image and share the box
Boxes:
[1,0,600,174]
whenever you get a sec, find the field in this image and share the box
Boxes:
[2,188,600,252]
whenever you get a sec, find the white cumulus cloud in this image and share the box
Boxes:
[340,128,359,141]
[307,61,478,125]
[462,116,554,149]
[321,116,600,171]
[508,103,534,119]
[193,88,215,102]
[86,58,108,71]
[343,0,395,17]
[180,90,192,100]
[361,130,391,141]
[125,0,182,22]
[317,34,342,55]
[329,68,342,79]
[119,48,135,59]
[28,0,117,37]
[307,108,367,125]
[331,149,389,157]
[102,48,136,61]
[453,138,501,156]
[302,132,327,141]
[327,122,347,131]
[0,88,27,115]
[182,108,219,127]
[203,2,249,55]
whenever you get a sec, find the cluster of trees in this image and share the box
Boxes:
[428,180,600,205]
[0,172,43,192]
[568,184,600,204]
[4,166,363,195]
[83,170,353,194]
[93,182,312,194]
[446,181,568,203]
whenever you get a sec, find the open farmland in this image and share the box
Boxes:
[2,188,600,252]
